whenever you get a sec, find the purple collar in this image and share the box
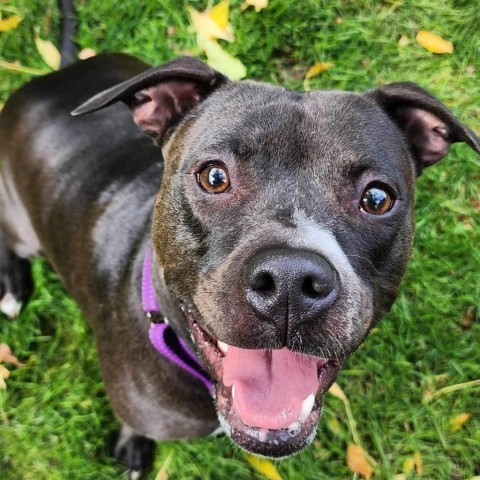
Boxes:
[142,248,213,393]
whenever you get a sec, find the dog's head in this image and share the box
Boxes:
[74,57,480,457]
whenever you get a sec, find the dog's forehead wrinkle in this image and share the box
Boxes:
[186,85,409,182]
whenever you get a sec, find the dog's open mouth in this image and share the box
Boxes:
[187,316,342,457]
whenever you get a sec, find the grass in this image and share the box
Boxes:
[1,0,479,478]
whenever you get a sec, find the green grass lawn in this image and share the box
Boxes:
[1,0,479,479]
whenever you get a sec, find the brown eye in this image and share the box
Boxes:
[197,164,231,194]
[360,185,394,215]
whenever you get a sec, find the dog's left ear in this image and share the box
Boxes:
[72,57,227,144]
[365,82,480,173]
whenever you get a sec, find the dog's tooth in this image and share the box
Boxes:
[217,340,229,354]
[287,421,301,436]
[164,317,169,325]
[231,385,236,402]
[258,428,269,443]
[298,393,315,422]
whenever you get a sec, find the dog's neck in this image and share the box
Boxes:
[142,248,213,392]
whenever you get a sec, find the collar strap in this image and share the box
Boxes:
[142,248,213,393]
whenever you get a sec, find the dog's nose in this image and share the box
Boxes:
[244,249,338,330]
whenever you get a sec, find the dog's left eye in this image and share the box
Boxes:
[360,185,395,215]
[197,163,231,194]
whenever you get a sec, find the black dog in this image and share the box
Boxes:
[1,51,479,476]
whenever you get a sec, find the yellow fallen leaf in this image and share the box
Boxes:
[416,30,453,54]
[347,443,373,480]
[245,454,282,480]
[398,35,409,47]
[306,62,335,79]
[0,14,23,31]
[34,29,61,70]
[78,48,97,60]
[188,4,234,48]
[203,38,246,80]
[327,417,342,435]
[0,60,46,75]
[210,0,230,30]
[0,364,10,389]
[241,0,268,12]
[449,412,472,432]
[0,343,24,367]
[155,452,173,480]
[304,62,334,91]
[413,451,423,477]
[403,456,415,475]
[329,381,347,401]
[403,452,423,476]
[329,381,367,456]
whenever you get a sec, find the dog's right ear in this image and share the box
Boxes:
[72,57,227,144]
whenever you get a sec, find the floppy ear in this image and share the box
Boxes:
[72,56,227,144]
[365,82,480,173]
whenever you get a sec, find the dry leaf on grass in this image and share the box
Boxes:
[0,343,24,367]
[304,62,334,91]
[0,14,22,31]
[327,417,342,435]
[0,343,24,390]
[403,452,423,476]
[0,364,10,389]
[413,451,423,476]
[209,0,230,30]
[449,413,472,432]
[328,381,347,401]
[416,30,453,54]
[188,0,234,47]
[244,453,282,480]
[461,306,476,329]
[203,38,246,80]
[0,60,46,75]
[78,48,97,60]
[188,0,246,80]
[154,452,173,480]
[398,35,409,47]
[34,28,61,70]
[240,0,268,12]
[403,456,415,475]
[347,443,373,480]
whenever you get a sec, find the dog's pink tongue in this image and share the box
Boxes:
[222,347,319,430]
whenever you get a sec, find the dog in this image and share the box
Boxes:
[0,51,479,477]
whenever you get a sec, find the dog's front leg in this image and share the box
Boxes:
[111,423,156,479]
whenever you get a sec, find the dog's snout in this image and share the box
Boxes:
[244,249,338,327]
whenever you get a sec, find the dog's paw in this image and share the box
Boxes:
[112,428,156,479]
[0,292,23,318]
[0,253,33,319]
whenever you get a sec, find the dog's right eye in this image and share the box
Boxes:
[196,163,231,194]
